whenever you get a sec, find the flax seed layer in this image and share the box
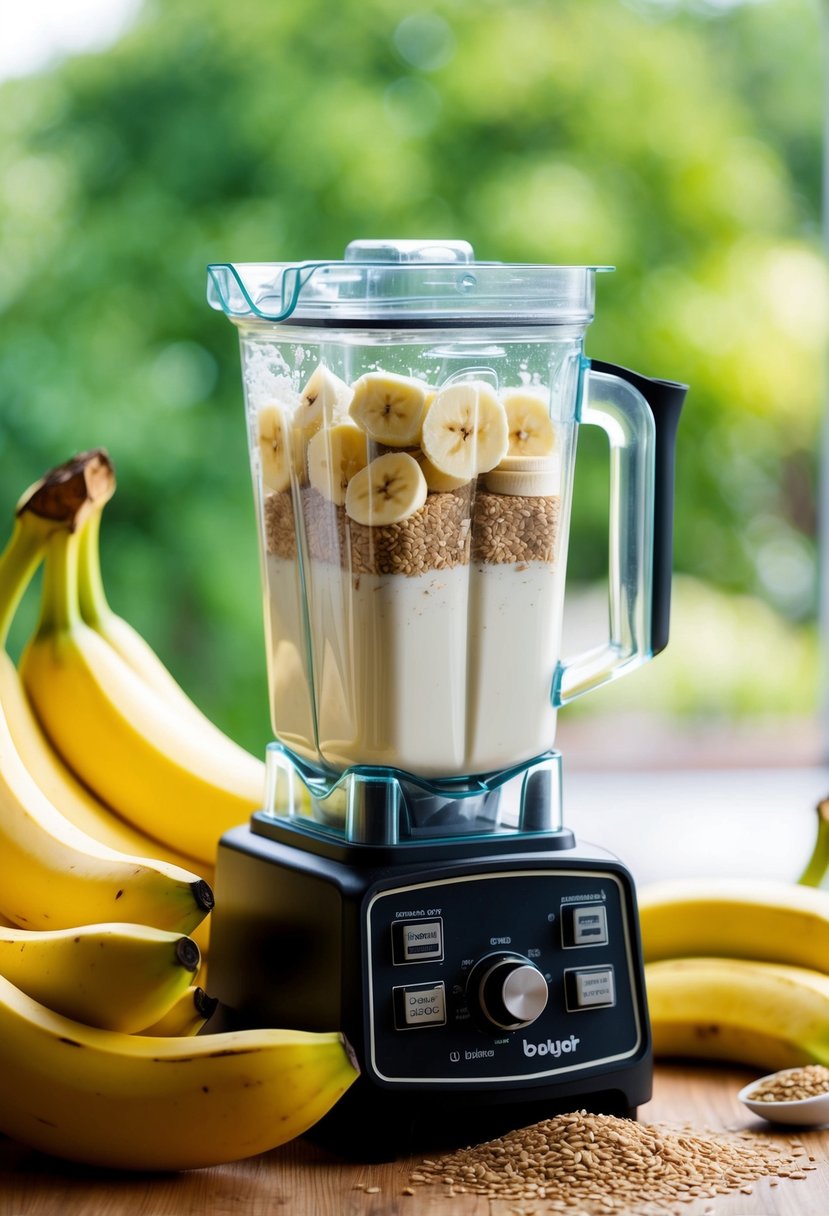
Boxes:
[264,485,560,575]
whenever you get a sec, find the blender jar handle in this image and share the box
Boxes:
[552,365,657,708]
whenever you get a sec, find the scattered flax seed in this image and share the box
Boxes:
[364,1185,380,1194]
[746,1064,829,1103]
[408,1110,808,1213]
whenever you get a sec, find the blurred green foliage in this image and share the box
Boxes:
[0,0,823,753]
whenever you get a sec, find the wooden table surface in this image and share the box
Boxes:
[0,1063,826,1215]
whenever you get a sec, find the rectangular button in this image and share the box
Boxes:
[566,966,616,1010]
[394,982,447,1029]
[571,904,608,946]
[392,918,444,964]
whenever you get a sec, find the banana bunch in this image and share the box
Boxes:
[0,452,358,1168]
[0,460,212,931]
[640,876,829,1071]
[257,362,560,527]
[14,455,265,869]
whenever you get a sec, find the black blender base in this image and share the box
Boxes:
[208,820,652,1158]
[306,1073,648,1161]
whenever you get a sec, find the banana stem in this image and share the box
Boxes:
[76,507,111,628]
[35,528,82,637]
[1,450,116,648]
[0,520,49,649]
[8,449,114,646]
[799,799,829,887]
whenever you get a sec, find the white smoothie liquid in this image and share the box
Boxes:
[466,560,562,774]
[264,557,564,777]
[264,554,317,762]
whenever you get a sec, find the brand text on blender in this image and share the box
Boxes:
[522,1035,580,1058]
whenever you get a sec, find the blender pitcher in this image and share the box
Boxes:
[207,239,683,839]
[206,240,686,1149]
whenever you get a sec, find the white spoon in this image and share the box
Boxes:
[738,1069,829,1127]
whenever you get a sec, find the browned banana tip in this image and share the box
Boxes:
[193,987,219,1020]
[818,797,829,824]
[191,878,215,913]
[174,936,201,972]
[15,449,116,529]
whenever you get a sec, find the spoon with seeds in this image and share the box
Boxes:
[739,1064,829,1126]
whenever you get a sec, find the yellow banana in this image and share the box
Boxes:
[646,956,829,1072]
[638,876,829,972]
[0,517,212,932]
[0,973,358,1170]
[20,522,263,867]
[0,922,200,1033]
[78,505,266,786]
[0,702,211,931]
[0,648,213,883]
[139,984,218,1036]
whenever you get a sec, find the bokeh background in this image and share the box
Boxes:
[0,0,824,766]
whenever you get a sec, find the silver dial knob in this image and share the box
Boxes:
[470,954,549,1031]
[501,964,549,1024]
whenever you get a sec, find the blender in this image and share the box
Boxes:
[205,240,686,1151]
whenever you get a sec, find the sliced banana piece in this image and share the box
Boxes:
[502,390,556,458]
[297,365,353,437]
[496,455,559,472]
[345,451,427,526]
[257,402,293,492]
[482,466,560,497]
[307,422,369,506]
[349,372,429,447]
[414,451,471,493]
[289,422,312,484]
[421,380,509,479]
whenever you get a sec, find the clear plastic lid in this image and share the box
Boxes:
[207,239,611,327]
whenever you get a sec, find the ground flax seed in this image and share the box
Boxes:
[263,484,561,573]
[408,1110,810,1212]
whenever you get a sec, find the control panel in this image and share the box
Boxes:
[364,868,643,1086]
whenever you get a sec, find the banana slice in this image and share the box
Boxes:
[307,422,369,506]
[345,452,427,526]
[257,403,293,492]
[348,372,428,447]
[290,422,312,484]
[502,390,556,458]
[297,365,353,437]
[421,380,509,479]
[482,466,560,497]
[414,451,471,493]
[496,455,558,472]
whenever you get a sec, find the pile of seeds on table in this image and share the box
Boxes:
[747,1064,829,1103]
[408,1110,814,1213]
